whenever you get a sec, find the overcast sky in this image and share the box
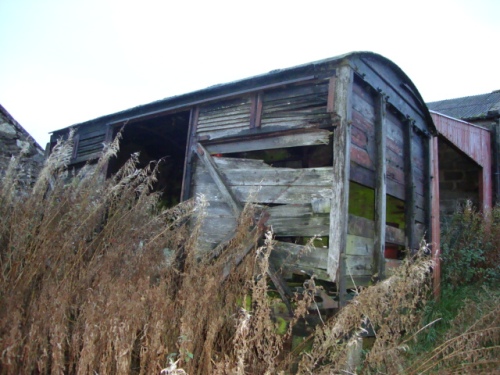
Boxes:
[1,0,499,148]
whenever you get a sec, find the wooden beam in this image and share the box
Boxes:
[327,76,336,113]
[181,107,199,201]
[328,64,353,307]
[194,142,242,217]
[255,91,263,129]
[373,93,387,280]
[404,120,416,251]
[220,224,264,282]
[267,262,293,316]
[430,136,441,299]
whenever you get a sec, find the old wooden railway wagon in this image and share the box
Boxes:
[51,52,437,305]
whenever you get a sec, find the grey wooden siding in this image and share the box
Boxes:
[260,83,330,130]
[197,97,252,140]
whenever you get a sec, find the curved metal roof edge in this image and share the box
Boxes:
[52,51,436,135]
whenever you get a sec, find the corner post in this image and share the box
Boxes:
[328,63,353,306]
[373,93,387,280]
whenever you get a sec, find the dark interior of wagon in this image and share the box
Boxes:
[107,111,190,208]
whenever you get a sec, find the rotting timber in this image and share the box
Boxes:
[50,52,438,309]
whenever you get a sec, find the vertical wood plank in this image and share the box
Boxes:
[327,76,337,113]
[255,91,263,129]
[249,94,257,129]
[249,91,263,129]
[328,64,353,307]
[373,93,387,280]
[430,136,441,299]
[404,120,416,251]
[424,134,433,240]
[180,107,199,201]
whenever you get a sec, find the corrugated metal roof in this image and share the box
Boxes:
[427,90,500,120]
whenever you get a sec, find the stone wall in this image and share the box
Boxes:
[0,104,45,191]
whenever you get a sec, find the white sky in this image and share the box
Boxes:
[1,0,499,148]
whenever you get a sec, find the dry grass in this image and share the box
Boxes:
[0,135,316,374]
[1,135,498,374]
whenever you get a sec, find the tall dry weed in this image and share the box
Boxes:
[2,135,498,374]
[0,135,316,374]
[297,242,434,374]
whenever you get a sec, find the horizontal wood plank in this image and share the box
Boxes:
[204,129,330,154]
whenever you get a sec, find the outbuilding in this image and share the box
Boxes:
[50,52,438,305]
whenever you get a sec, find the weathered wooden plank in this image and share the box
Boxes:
[198,115,251,129]
[262,83,329,102]
[268,215,330,236]
[387,178,405,201]
[352,109,374,134]
[386,225,405,246]
[328,64,353,303]
[221,222,265,282]
[267,262,293,315]
[194,143,242,217]
[250,93,258,129]
[260,116,330,128]
[350,163,375,190]
[405,121,416,251]
[214,157,269,169]
[196,164,334,204]
[352,78,376,107]
[77,127,107,139]
[352,91,375,123]
[374,93,387,279]
[271,241,329,279]
[255,91,263,128]
[351,144,374,170]
[327,76,336,113]
[266,204,312,217]
[196,217,238,253]
[221,166,333,187]
[351,125,369,149]
[348,214,405,246]
[201,121,323,141]
[346,235,374,256]
[199,96,252,114]
[263,95,327,110]
[181,107,199,201]
[346,255,372,276]
[233,185,332,205]
[204,129,330,154]
[271,240,372,286]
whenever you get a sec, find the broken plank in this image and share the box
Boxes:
[267,261,293,316]
[221,224,264,282]
[271,241,329,279]
[268,214,330,236]
[205,129,331,154]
